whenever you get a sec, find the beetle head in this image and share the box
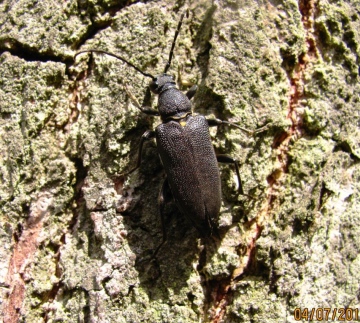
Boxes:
[149,74,176,94]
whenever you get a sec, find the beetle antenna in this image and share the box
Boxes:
[74,49,155,80]
[163,12,185,74]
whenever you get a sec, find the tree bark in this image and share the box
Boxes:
[1,0,359,322]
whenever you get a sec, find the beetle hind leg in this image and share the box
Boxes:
[216,154,245,195]
[186,84,198,100]
[216,154,254,198]
[152,177,172,258]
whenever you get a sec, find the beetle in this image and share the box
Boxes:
[75,12,252,256]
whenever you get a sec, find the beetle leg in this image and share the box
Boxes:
[186,84,198,100]
[207,118,254,135]
[122,130,156,176]
[152,177,172,258]
[207,118,271,135]
[138,106,160,116]
[123,83,159,116]
[216,154,244,195]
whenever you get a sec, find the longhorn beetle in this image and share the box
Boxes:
[75,12,253,257]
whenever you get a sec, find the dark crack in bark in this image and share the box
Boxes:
[209,1,320,321]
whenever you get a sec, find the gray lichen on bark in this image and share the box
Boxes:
[0,0,359,322]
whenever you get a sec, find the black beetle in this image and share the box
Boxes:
[75,13,251,256]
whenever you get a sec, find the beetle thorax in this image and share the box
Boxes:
[158,87,192,120]
[150,74,192,121]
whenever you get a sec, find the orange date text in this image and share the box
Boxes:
[294,307,359,321]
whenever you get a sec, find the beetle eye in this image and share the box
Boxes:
[164,73,174,80]
[149,79,159,93]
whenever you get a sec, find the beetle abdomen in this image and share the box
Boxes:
[156,115,221,236]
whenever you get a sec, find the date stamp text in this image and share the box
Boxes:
[294,307,359,321]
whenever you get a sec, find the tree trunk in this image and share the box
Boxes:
[1,0,359,322]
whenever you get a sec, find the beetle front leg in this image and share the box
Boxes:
[123,130,156,175]
[137,105,160,116]
[123,83,159,116]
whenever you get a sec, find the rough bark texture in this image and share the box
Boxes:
[1,0,359,322]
